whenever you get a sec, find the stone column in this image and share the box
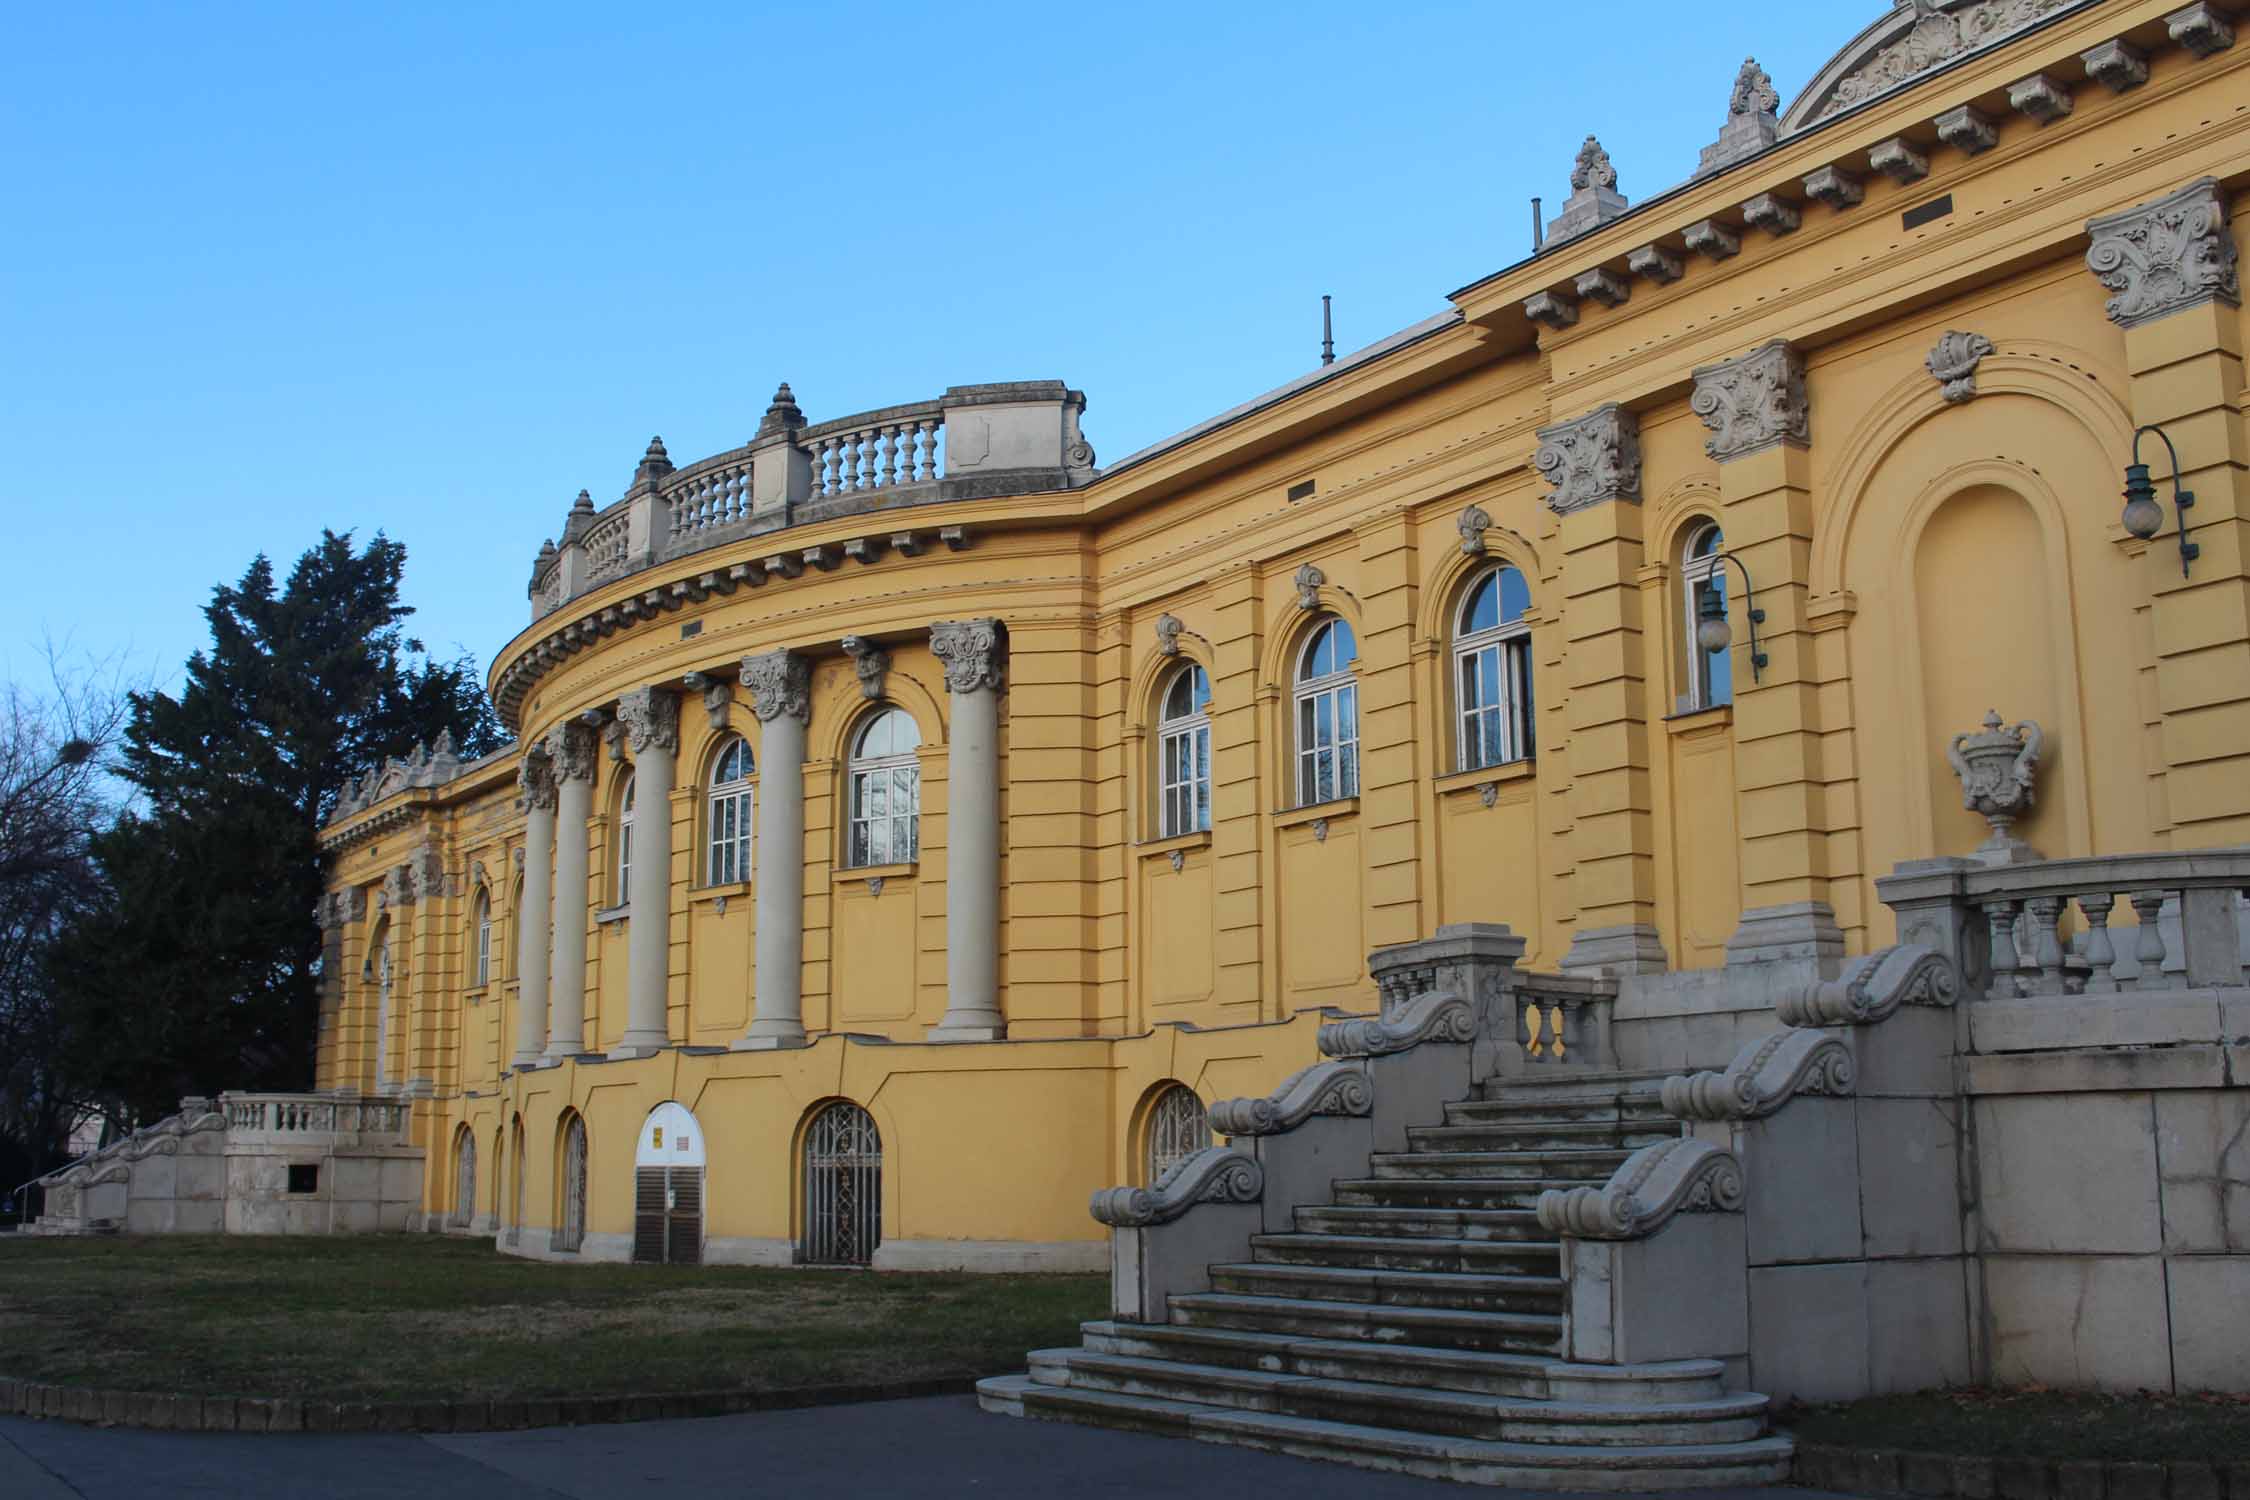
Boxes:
[2085,178,2249,846]
[511,743,557,1069]
[929,618,1007,1041]
[1540,405,1669,976]
[735,649,810,1050]
[1690,340,1843,980]
[544,719,598,1059]
[613,685,678,1057]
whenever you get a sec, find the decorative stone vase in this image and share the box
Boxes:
[1946,710,2043,861]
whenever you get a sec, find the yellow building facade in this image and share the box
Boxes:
[315,0,2249,1271]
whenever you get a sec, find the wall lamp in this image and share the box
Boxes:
[2120,425,2199,579]
[1694,551,1767,683]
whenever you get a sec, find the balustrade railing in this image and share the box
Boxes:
[1958,851,2250,998]
[220,1093,412,1143]
[801,403,944,499]
[581,510,633,586]
[1511,972,1619,1066]
[663,451,756,544]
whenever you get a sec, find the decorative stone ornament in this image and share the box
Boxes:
[632,435,673,487]
[2085,178,2240,329]
[1926,330,1996,403]
[1088,1147,1262,1228]
[2007,72,2073,123]
[1934,104,1998,155]
[1207,1061,1372,1136]
[678,671,732,730]
[600,718,627,763]
[755,381,807,439]
[615,685,680,756]
[1523,290,1579,331]
[1785,0,2082,131]
[514,743,558,814]
[1697,56,1782,178]
[1533,1138,1744,1240]
[2080,38,2149,91]
[1153,614,1184,656]
[1776,943,1959,1027]
[839,636,891,700]
[1457,504,1491,557]
[1534,404,1642,515]
[1740,193,1801,236]
[548,719,598,783]
[2167,1,2235,57]
[1945,710,2044,856]
[739,649,811,725]
[1293,563,1325,611]
[1574,268,1629,307]
[1690,341,1809,462]
[930,618,1005,693]
[1627,244,1683,283]
[1317,990,1475,1059]
[1682,219,1739,261]
[1802,165,1863,210]
[1868,136,1930,183]
[1660,1029,1855,1121]
[1545,136,1629,244]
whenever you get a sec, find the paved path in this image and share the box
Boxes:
[0,1395,1850,1499]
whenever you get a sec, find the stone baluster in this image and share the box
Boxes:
[612,686,679,1057]
[2129,890,2170,991]
[2024,895,2067,995]
[736,649,811,1051]
[544,719,598,1059]
[1983,898,2021,1001]
[928,618,1007,1042]
[2076,892,2119,993]
[910,420,930,481]
[880,425,900,486]
[511,744,557,1068]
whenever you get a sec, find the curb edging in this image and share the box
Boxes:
[1789,1441,2250,1500]
[0,1372,977,1434]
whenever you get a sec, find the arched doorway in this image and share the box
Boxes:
[801,1101,882,1266]
[633,1102,704,1265]
[453,1127,477,1229]
[555,1114,588,1254]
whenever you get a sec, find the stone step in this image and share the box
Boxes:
[1250,1230,1560,1274]
[977,1376,1796,1491]
[1331,1176,1588,1211]
[1444,1095,1674,1126]
[1294,1204,1550,1241]
[1370,1148,1631,1182]
[1075,1319,1570,1398]
[1411,1120,1680,1153]
[1170,1291,1564,1355]
[1026,1348,1772,1447]
[1209,1260,1564,1314]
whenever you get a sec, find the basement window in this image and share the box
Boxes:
[287,1164,320,1195]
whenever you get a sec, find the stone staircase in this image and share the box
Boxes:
[979,1067,1794,1488]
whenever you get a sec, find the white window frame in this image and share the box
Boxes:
[847,710,921,868]
[1454,565,1535,771]
[1681,522,1731,712]
[1157,664,1212,838]
[614,771,636,904]
[705,736,755,887]
[1293,619,1359,807]
[472,890,492,987]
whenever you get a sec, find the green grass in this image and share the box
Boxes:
[1782,1388,2250,1463]
[0,1234,1105,1403]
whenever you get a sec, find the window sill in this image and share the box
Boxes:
[688,881,750,907]
[1435,758,1536,799]
[465,985,489,1006]
[1664,704,1734,733]
[1274,796,1358,830]
[834,861,917,887]
[1138,829,1212,860]
[595,905,630,926]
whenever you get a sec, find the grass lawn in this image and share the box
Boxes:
[1782,1387,2250,1463]
[0,1234,1105,1403]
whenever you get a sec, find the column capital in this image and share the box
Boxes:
[739,648,812,724]
[615,685,680,755]
[931,618,1006,693]
[546,719,599,782]
[1691,339,1810,462]
[2085,177,2240,330]
[1534,404,1642,515]
[514,742,558,813]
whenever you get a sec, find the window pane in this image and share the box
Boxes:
[1462,574,1498,634]
[1330,618,1356,663]
[1498,566,1531,623]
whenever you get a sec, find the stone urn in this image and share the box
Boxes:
[1946,710,2043,861]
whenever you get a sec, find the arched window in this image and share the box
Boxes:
[554,1114,588,1254]
[454,1128,477,1229]
[1681,522,1733,711]
[1293,617,1359,806]
[1157,664,1212,837]
[368,922,393,1092]
[802,1100,882,1266]
[705,735,755,886]
[508,874,523,979]
[847,709,921,868]
[1455,565,1535,770]
[1145,1084,1211,1185]
[507,1117,525,1248]
[471,888,492,987]
[613,770,637,904]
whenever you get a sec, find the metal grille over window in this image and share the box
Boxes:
[847,709,921,868]
[555,1116,588,1253]
[454,1131,477,1228]
[1682,522,1733,711]
[705,735,754,885]
[1455,564,1535,770]
[472,890,492,986]
[614,770,636,902]
[802,1101,883,1266]
[1146,1085,1212,1185]
[1158,665,1212,837]
[1294,618,1359,805]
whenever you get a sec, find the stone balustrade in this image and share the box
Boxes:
[1512,971,1619,1068]
[801,400,945,501]
[220,1092,413,1147]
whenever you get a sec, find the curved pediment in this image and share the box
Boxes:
[1780,0,2097,135]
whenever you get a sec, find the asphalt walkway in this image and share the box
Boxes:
[0,1394,1848,1498]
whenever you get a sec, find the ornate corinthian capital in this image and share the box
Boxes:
[930,618,1005,694]
[614,686,680,756]
[2085,178,2240,330]
[738,649,810,724]
[547,719,599,782]
[1690,340,1810,462]
[515,742,558,813]
[1533,404,1642,515]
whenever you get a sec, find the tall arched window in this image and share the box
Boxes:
[1455,565,1535,770]
[1681,522,1733,711]
[705,735,754,885]
[1293,617,1359,806]
[471,888,492,987]
[508,875,523,979]
[847,709,921,867]
[1145,1084,1211,1185]
[368,923,393,1091]
[554,1114,588,1254]
[613,770,637,904]
[802,1100,882,1266]
[453,1128,477,1229]
[507,1117,525,1248]
[1157,664,1212,837]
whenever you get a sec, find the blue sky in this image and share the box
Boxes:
[1,1,1876,694]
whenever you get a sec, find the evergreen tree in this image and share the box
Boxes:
[49,532,500,1124]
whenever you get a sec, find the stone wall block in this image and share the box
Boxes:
[1975,1094,2161,1253]
[1749,1260,1869,1402]
[1867,1257,1972,1392]
[1363,1043,1471,1156]
[1242,1116,1373,1236]
[1983,1254,2171,1390]
[2165,1256,2250,1390]
[1108,1202,1262,1322]
[1858,1096,1966,1259]
[2155,1090,2250,1252]
[1740,1098,1864,1265]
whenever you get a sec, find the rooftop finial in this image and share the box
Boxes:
[571,488,594,514]
[1730,57,1779,117]
[634,435,673,486]
[1546,136,1629,245]
[1696,58,1781,177]
[1570,136,1618,193]
[756,382,807,438]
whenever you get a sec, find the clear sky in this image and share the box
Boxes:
[2,1,1877,695]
